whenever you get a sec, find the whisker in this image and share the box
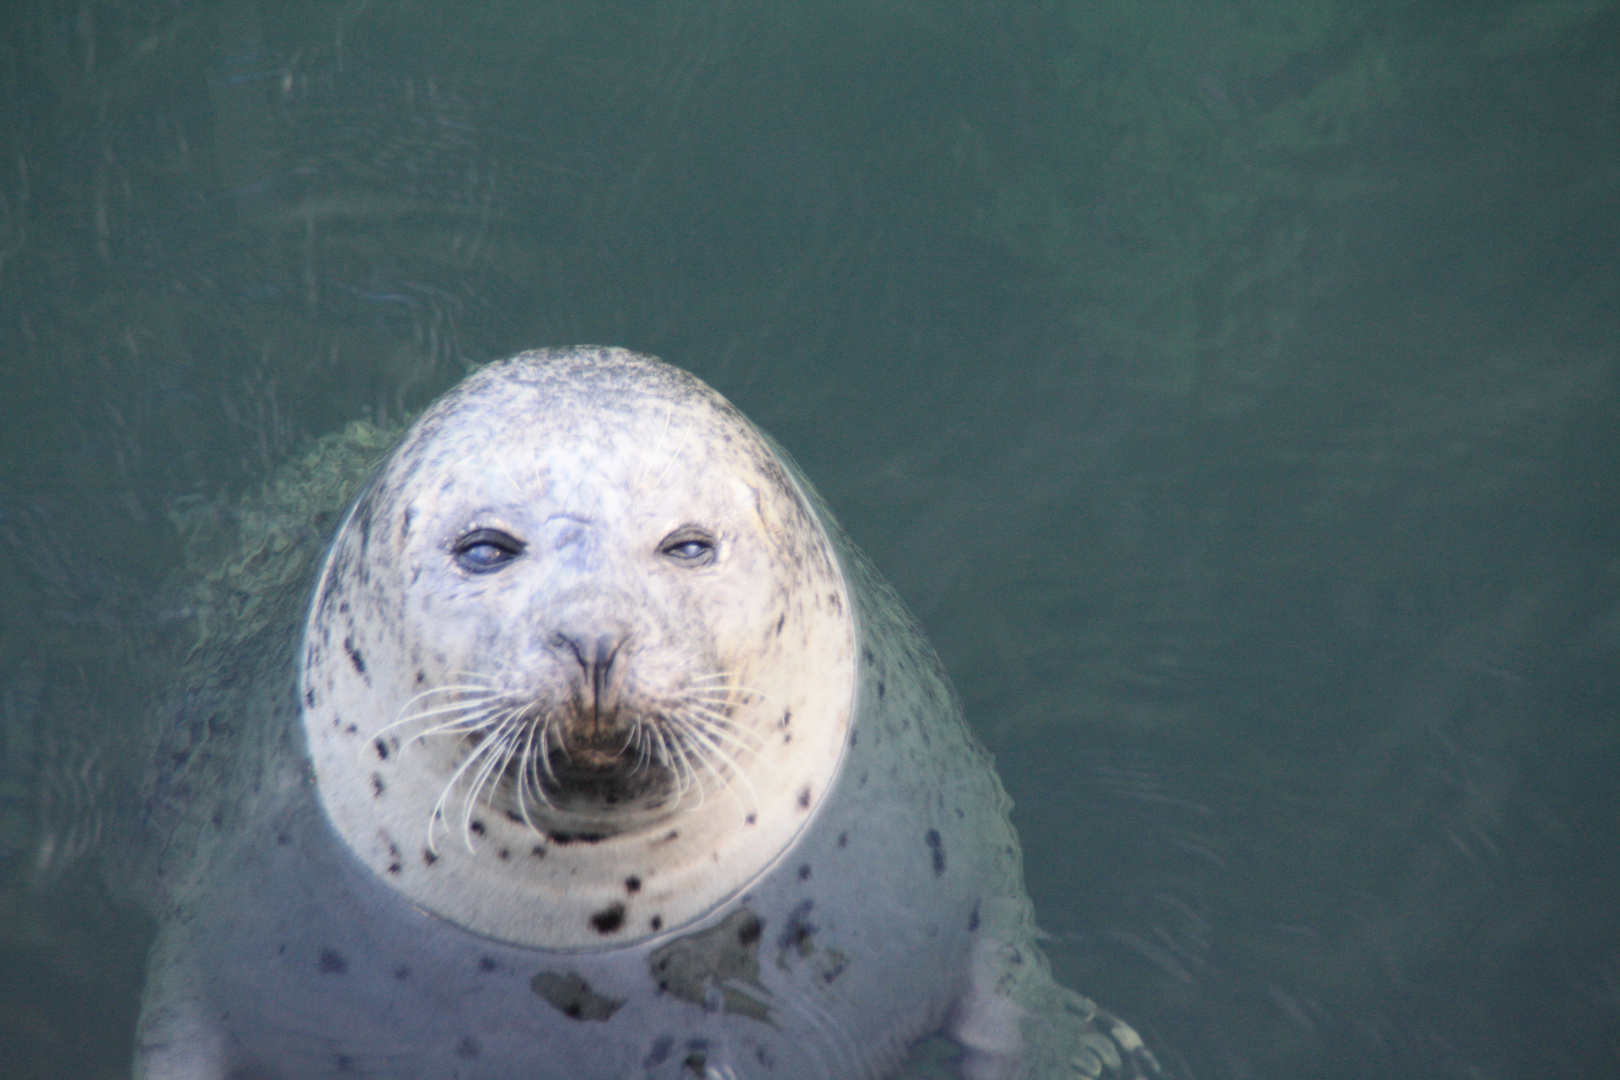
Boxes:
[650,427,692,490]
[370,685,501,743]
[683,673,766,697]
[649,722,691,805]
[427,718,516,854]
[667,712,758,816]
[682,728,745,813]
[512,714,551,827]
[684,705,765,753]
[633,408,674,492]
[403,703,509,747]
[623,722,653,776]
[460,710,525,849]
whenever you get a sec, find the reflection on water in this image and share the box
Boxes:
[0,1,1616,1077]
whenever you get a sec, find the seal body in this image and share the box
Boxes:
[132,348,1156,1080]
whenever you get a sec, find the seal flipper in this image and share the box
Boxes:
[946,900,1160,1080]
[1009,982,1161,1080]
[132,940,228,1080]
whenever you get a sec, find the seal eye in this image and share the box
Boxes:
[453,528,525,573]
[658,528,717,567]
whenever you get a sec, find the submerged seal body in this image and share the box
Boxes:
[133,348,1157,1080]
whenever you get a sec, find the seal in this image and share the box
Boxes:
[131,348,1159,1080]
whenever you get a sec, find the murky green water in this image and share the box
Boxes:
[1,1,1616,1076]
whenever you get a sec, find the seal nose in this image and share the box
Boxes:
[554,631,625,727]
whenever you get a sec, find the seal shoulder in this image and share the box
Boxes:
[136,420,405,894]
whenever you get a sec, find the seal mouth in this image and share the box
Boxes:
[531,736,674,811]
[380,679,762,853]
[480,705,748,838]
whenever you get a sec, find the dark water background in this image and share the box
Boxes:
[1,1,1617,1077]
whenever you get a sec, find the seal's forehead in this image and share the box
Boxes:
[459,347,724,422]
[394,347,781,491]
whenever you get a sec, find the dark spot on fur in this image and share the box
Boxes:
[415,669,427,684]
[469,819,486,836]
[374,738,389,760]
[532,970,626,1022]
[277,832,291,846]
[684,1050,708,1076]
[343,723,358,735]
[549,831,604,845]
[625,876,642,893]
[737,913,762,946]
[926,829,946,876]
[797,863,811,880]
[821,950,849,984]
[455,1035,478,1059]
[305,688,316,708]
[744,813,757,826]
[591,903,626,934]
[497,848,510,860]
[779,900,815,957]
[877,681,886,698]
[423,849,439,866]
[531,844,547,858]
[318,948,348,975]
[837,831,849,848]
[343,637,366,675]
[644,1036,674,1066]
[650,915,663,931]
[780,709,792,727]
[797,786,811,810]
[335,1054,354,1073]
[387,861,402,875]
[370,773,385,797]
[969,903,981,931]
[478,956,497,972]
[774,614,785,636]
[394,966,411,979]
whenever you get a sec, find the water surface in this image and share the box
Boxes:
[1,2,1616,1076]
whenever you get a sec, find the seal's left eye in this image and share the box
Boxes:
[453,528,525,573]
[658,528,718,567]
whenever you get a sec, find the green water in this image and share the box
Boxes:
[1,1,1616,1076]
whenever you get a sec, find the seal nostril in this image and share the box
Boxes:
[554,632,626,722]
[591,634,621,706]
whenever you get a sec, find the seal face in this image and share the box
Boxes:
[301,348,857,950]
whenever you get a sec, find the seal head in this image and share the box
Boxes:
[301,348,856,949]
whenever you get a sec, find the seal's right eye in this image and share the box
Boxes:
[452,528,526,573]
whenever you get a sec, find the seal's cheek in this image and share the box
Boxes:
[672,548,781,652]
